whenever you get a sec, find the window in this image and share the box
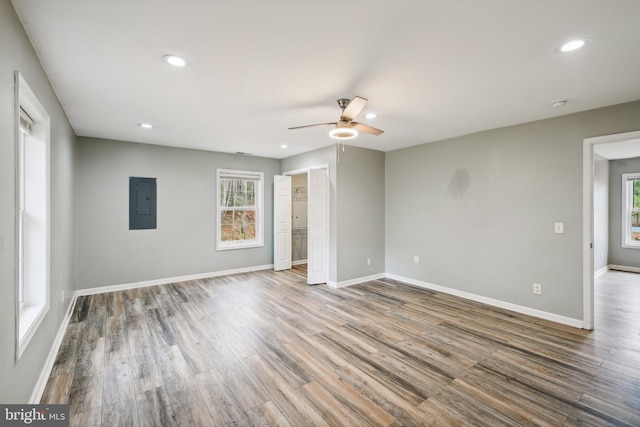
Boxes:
[16,72,50,359]
[216,169,264,250]
[622,172,640,249]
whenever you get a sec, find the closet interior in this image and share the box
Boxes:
[291,173,307,264]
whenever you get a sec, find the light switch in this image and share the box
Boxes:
[554,222,564,234]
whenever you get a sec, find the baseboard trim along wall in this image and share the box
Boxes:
[29,296,77,404]
[327,273,386,288]
[595,266,609,277]
[75,264,274,296]
[608,264,640,274]
[385,273,584,329]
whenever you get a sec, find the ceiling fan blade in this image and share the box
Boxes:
[288,122,336,130]
[351,122,384,136]
[340,96,367,121]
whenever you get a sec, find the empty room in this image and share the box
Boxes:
[2,0,640,425]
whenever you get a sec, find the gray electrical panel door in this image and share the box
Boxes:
[129,177,157,230]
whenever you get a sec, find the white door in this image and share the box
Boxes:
[273,175,292,271]
[307,168,328,284]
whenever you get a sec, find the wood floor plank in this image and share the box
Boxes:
[283,341,396,427]
[107,291,124,317]
[135,386,177,427]
[300,381,370,427]
[247,401,293,427]
[50,322,83,376]
[101,402,139,427]
[68,373,102,416]
[168,316,215,374]
[40,372,73,404]
[131,353,164,393]
[102,358,135,407]
[40,268,640,426]
[105,314,129,361]
[144,308,177,349]
[154,346,194,397]
[69,406,101,427]
[216,358,270,411]
[241,353,330,427]
[337,362,443,426]
[194,368,250,426]
[71,336,105,396]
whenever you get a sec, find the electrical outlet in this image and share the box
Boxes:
[533,283,542,295]
[366,258,371,266]
[554,222,564,234]
[414,256,419,264]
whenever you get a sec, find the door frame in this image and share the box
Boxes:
[583,130,640,330]
[283,164,330,284]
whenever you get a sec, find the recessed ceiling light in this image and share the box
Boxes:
[557,38,590,53]
[162,54,187,67]
[365,113,377,119]
[551,100,568,108]
[138,123,153,129]
[280,144,288,149]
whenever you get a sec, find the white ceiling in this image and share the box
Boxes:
[11,0,640,159]
[594,138,640,160]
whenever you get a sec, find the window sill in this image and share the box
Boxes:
[18,302,49,359]
[622,243,640,250]
[217,241,264,251]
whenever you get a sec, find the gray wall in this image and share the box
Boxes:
[76,137,280,289]
[608,156,640,269]
[0,1,77,403]
[386,100,640,321]
[593,154,609,272]
[335,146,385,282]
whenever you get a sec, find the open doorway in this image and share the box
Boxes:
[583,130,640,330]
[275,165,329,285]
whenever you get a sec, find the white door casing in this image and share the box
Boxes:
[582,129,640,330]
[273,175,291,271]
[307,168,328,284]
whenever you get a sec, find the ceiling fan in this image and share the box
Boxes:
[288,96,384,139]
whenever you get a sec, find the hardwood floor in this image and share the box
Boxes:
[290,263,308,279]
[41,268,640,426]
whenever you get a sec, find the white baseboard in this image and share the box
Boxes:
[74,264,274,296]
[29,295,78,404]
[385,273,584,329]
[327,273,385,288]
[594,265,609,277]
[292,259,307,266]
[608,264,640,274]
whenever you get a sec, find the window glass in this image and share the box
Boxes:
[217,170,263,250]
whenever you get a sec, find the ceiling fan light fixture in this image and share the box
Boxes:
[329,127,358,140]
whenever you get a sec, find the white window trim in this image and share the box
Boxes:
[216,168,264,251]
[15,72,50,360]
[621,172,640,249]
